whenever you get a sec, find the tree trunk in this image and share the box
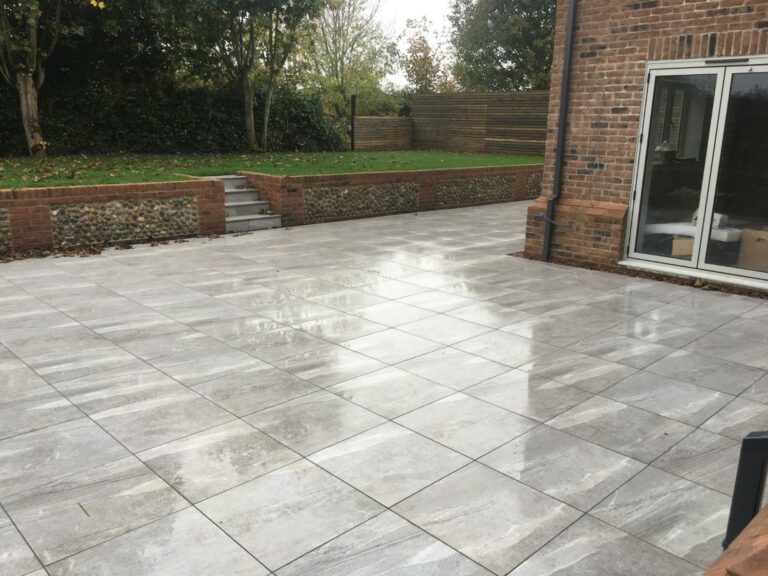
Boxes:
[260,81,276,154]
[243,80,257,150]
[17,72,46,158]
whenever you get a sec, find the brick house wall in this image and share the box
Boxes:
[524,0,768,268]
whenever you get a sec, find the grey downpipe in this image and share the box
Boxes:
[541,0,578,261]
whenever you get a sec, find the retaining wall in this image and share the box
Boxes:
[243,164,543,227]
[0,180,225,253]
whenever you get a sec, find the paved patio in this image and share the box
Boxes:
[1,201,767,575]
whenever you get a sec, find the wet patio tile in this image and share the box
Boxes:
[701,397,768,440]
[396,393,537,458]
[341,330,442,364]
[277,511,492,576]
[399,315,492,346]
[646,350,765,395]
[4,456,187,564]
[653,429,740,496]
[394,463,581,575]
[446,301,532,328]
[567,333,675,369]
[397,347,509,390]
[310,423,470,506]
[605,317,707,348]
[308,288,388,312]
[294,312,387,343]
[0,508,41,576]
[398,290,479,313]
[686,332,768,370]
[602,371,732,426]
[246,391,385,455]
[548,396,693,463]
[455,331,557,367]
[591,467,730,568]
[148,341,262,385]
[198,460,382,571]
[0,419,128,499]
[230,326,328,362]
[510,515,701,576]
[519,350,636,393]
[193,365,318,416]
[139,420,299,502]
[47,508,267,576]
[482,426,644,511]
[328,367,453,419]
[352,300,436,327]
[465,370,592,422]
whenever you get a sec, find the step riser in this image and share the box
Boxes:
[225,190,260,203]
[226,216,282,233]
[226,203,270,218]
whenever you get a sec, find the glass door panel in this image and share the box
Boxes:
[634,73,719,262]
[703,70,768,275]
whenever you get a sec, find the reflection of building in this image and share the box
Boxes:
[525,0,768,290]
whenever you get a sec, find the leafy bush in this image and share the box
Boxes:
[0,83,342,157]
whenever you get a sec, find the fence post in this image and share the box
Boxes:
[350,94,357,152]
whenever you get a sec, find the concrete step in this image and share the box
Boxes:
[226,214,282,233]
[207,175,250,192]
[225,188,260,203]
[225,200,271,218]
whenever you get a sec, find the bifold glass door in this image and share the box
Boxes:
[629,62,768,281]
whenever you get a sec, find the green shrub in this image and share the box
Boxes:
[0,83,343,156]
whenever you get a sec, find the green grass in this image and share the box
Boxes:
[0,151,544,189]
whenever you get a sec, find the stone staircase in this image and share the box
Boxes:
[212,175,282,233]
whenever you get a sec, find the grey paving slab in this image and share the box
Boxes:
[309,288,388,312]
[246,390,385,455]
[191,314,283,341]
[567,333,675,369]
[741,372,768,405]
[454,331,557,367]
[509,515,701,576]
[192,364,318,416]
[352,300,436,327]
[230,325,328,362]
[482,426,645,511]
[295,311,388,343]
[89,385,234,452]
[198,459,382,571]
[465,370,592,422]
[310,422,470,506]
[0,508,42,576]
[605,317,707,348]
[394,463,581,575]
[397,347,510,391]
[519,350,637,394]
[0,419,128,499]
[548,396,693,463]
[446,301,532,328]
[148,341,262,385]
[398,290,479,313]
[4,456,188,564]
[399,314,492,346]
[701,397,768,440]
[329,367,454,419]
[341,329,442,364]
[278,511,492,576]
[653,428,740,496]
[602,371,732,426]
[396,393,538,458]
[646,350,765,395]
[273,344,386,387]
[686,332,768,370]
[46,508,268,576]
[0,359,82,440]
[591,467,730,568]
[139,420,299,502]
[642,302,738,332]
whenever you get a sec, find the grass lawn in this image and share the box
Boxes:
[0,151,544,189]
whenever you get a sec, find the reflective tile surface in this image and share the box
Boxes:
[0,201,762,573]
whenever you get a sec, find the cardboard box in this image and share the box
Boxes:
[672,236,694,258]
[738,228,768,272]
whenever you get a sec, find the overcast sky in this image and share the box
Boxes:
[376,0,452,32]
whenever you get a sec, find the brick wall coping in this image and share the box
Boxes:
[237,163,544,185]
[0,179,221,205]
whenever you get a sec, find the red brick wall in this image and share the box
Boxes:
[525,0,768,267]
[243,164,543,226]
[0,180,225,251]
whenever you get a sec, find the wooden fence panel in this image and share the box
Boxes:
[355,117,413,151]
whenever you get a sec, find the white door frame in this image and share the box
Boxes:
[625,55,768,284]
[697,64,768,282]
